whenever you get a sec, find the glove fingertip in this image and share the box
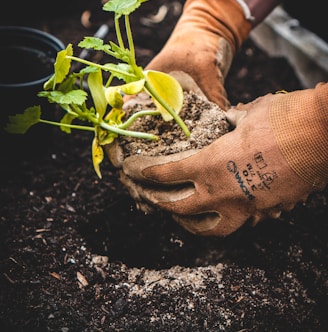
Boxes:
[104,141,124,168]
[173,212,222,235]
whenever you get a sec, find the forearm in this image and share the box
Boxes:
[179,0,281,48]
[242,0,281,27]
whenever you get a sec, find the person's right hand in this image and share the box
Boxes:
[119,84,328,236]
[145,0,252,110]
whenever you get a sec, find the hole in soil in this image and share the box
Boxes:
[76,192,277,270]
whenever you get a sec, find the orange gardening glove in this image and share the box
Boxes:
[145,0,252,109]
[119,83,328,236]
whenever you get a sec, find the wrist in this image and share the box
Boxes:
[241,0,281,27]
[270,83,328,188]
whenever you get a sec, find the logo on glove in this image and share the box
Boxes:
[227,160,256,201]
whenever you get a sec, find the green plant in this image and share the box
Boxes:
[5,0,190,178]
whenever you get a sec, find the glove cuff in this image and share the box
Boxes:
[235,0,255,22]
[270,83,328,187]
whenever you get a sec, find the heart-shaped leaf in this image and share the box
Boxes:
[103,0,148,17]
[144,70,183,121]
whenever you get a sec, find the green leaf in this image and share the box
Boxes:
[121,79,145,95]
[144,70,184,121]
[97,125,118,145]
[103,63,138,83]
[59,103,79,117]
[78,37,111,53]
[4,106,41,134]
[103,0,148,17]
[108,41,132,63]
[104,87,124,109]
[44,44,73,90]
[56,75,77,93]
[105,107,125,126]
[60,113,77,134]
[39,90,88,105]
[98,132,117,145]
[79,66,99,75]
[88,69,107,118]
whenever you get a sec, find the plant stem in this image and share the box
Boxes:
[39,119,95,131]
[66,56,136,78]
[100,120,158,140]
[40,118,157,140]
[105,74,114,88]
[144,81,191,137]
[115,16,124,49]
[125,15,135,62]
[119,110,160,129]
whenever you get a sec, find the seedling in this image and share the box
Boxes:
[5,0,190,178]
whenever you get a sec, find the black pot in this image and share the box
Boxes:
[0,26,64,159]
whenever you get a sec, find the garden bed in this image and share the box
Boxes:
[0,1,327,331]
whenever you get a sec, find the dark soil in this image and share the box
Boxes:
[1,1,327,331]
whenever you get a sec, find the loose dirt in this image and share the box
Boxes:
[1,1,327,331]
[119,91,229,157]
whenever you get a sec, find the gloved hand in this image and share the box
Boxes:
[145,0,252,109]
[119,83,328,236]
[110,0,253,165]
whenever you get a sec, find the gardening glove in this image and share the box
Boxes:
[120,83,328,237]
[145,0,253,110]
